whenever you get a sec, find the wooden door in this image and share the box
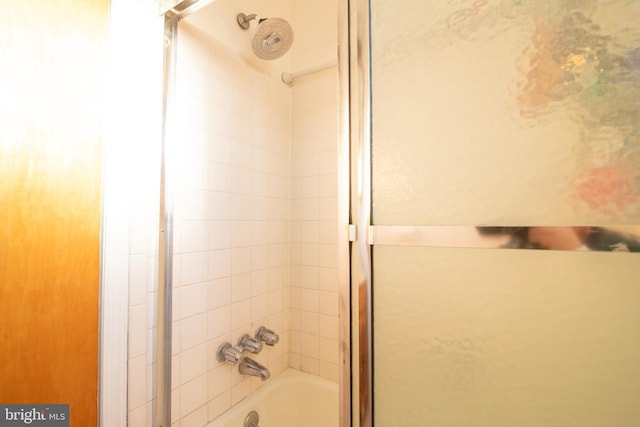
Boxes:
[0,1,109,425]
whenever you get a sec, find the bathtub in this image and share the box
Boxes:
[207,368,339,427]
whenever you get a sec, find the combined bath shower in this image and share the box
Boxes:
[237,12,294,60]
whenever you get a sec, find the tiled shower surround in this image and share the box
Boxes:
[289,75,340,380]
[166,24,339,426]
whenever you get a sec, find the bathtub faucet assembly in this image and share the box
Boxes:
[216,326,279,380]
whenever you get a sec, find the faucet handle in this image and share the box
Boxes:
[216,343,243,365]
[255,326,279,346]
[238,334,263,354]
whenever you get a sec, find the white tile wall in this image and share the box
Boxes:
[290,73,339,382]
[170,24,295,425]
[124,8,339,427]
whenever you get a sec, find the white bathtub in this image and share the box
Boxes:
[208,369,339,427]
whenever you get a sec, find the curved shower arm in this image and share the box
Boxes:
[237,13,258,29]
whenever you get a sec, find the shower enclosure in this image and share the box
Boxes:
[352,1,640,426]
[157,0,640,426]
[157,0,345,426]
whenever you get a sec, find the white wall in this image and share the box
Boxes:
[291,0,338,72]
[169,23,292,426]
[289,74,340,380]
[104,1,165,426]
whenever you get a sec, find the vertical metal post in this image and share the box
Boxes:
[350,0,373,425]
[337,0,353,426]
[156,12,177,427]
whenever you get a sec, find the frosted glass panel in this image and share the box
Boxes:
[371,1,640,225]
[373,247,640,426]
[368,1,640,426]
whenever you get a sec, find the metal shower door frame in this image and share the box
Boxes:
[347,0,373,425]
[157,3,211,426]
[346,0,640,424]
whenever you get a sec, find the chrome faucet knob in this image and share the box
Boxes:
[238,334,263,354]
[255,326,279,346]
[216,342,243,365]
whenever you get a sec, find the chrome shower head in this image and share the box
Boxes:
[237,13,294,60]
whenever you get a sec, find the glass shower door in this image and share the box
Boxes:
[367,1,640,426]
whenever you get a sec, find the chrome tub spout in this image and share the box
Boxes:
[239,357,270,381]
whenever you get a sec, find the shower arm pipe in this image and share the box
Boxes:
[281,60,339,85]
[237,13,258,29]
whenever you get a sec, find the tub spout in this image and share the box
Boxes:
[239,357,270,381]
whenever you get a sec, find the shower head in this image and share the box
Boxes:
[237,13,294,61]
[252,18,293,60]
